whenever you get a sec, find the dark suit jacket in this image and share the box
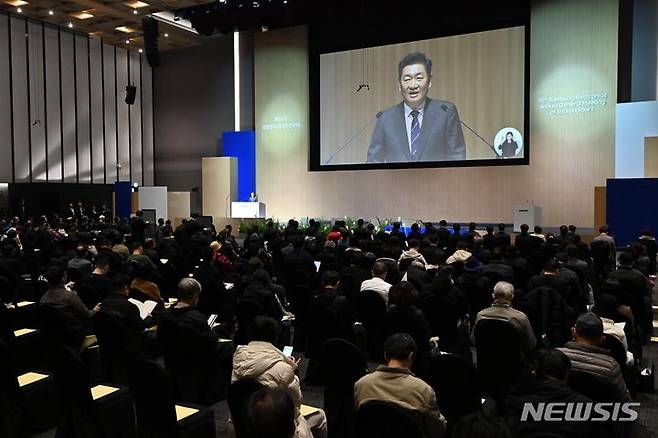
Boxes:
[367,98,466,163]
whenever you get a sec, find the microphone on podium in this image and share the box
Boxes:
[440,104,498,156]
[324,112,382,165]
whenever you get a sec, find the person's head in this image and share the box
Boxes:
[398,52,432,109]
[383,333,417,369]
[177,277,202,305]
[372,261,388,280]
[599,224,609,234]
[592,294,619,320]
[321,270,340,288]
[452,412,512,438]
[618,251,634,267]
[544,259,561,275]
[533,348,571,382]
[390,281,418,306]
[112,274,131,297]
[210,240,222,252]
[572,312,604,346]
[251,315,280,344]
[439,219,447,227]
[469,222,477,231]
[158,218,164,225]
[45,264,66,287]
[533,225,543,234]
[492,281,514,304]
[456,240,469,251]
[568,225,577,233]
[75,243,88,258]
[520,223,529,233]
[506,131,514,142]
[93,256,110,275]
[130,242,143,255]
[246,388,296,438]
[485,225,494,234]
[559,225,568,236]
[392,222,401,230]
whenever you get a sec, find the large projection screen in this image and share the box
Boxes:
[314,26,527,170]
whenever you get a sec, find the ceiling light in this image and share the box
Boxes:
[115,26,137,33]
[125,39,130,44]
[68,22,73,28]
[133,10,138,15]
[164,33,169,37]
[16,7,22,13]
[125,1,149,8]
[71,10,94,20]
[5,1,28,6]
[138,48,142,53]
[48,10,54,15]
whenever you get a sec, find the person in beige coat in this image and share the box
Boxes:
[354,333,446,437]
[231,315,327,438]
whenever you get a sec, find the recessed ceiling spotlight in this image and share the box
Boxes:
[133,10,138,14]
[164,33,169,37]
[16,7,22,13]
[68,22,73,28]
[48,10,54,15]
[138,48,142,53]
[126,39,130,44]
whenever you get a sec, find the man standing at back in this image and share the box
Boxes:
[367,52,465,163]
[354,333,446,437]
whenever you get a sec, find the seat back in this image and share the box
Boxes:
[475,319,521,383]
[92,311,133,383]
[567,370,618,402]
[321,339,367,438]
[227,378,265,438]
[356,290,387,327]
[37,304,84,350]
[355,400,424,438]
[129,360,178,438]
[49,345,93,406]
[427,353,481,425]
[601,335,627,369]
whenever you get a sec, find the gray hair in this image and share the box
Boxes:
[178,278,202,301]
[492,281,514,302]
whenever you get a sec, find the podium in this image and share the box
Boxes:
[513,205,542,232]
[231,202,266,218]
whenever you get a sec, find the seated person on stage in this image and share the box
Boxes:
[360,261,393,305]
[557,312,631,402]
[472,281,537,356]
[231,315,327,438]
[354,333,446,438]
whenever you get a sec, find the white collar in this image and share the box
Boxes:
[404,102,425,118]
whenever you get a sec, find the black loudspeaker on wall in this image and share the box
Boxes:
[142,16,160,67]
[125,85,137,105]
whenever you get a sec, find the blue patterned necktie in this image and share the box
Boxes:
[410,109,420,156]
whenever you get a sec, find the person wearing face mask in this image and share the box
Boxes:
[366,51,466,163]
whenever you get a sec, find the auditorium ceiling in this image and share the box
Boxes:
[0,0,210,50]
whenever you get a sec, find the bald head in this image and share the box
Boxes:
[492,281,514,303]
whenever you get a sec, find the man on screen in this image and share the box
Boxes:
[367,52,466,163]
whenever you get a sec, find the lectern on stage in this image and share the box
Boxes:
[231,202,266,218]
[513,204,542,232]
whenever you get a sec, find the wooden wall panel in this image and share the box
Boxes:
[594,186,607,232]
[643,136,658,177]
[0,14,12,182]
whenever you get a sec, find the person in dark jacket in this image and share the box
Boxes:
[506,349,594,438]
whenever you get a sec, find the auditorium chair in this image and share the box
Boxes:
[49,345,136,438]
[92,310,136,384]
[473,318,522,408]
[157,312,230,404]
[426,353,482,430]
[356,290,387,361]
[304,306,344,385]
[355,400,425,438]
[0,338,58,436]
[288,283,313,351]
[130,360,216,438]
[233,299,264,346]
[227,378,266,438]
[319,338,368,438]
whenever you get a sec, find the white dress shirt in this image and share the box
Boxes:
[404,103,425,155]
[360,276,392,305]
